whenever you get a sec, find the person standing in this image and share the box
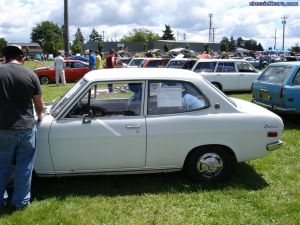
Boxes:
[105,49,116,92]
[106,49,116,69]
[89,49,96,71]
[95,51,102,69]
[54,52,66,85]
[0,45,44,210]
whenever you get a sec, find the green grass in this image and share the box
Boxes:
[1,66,299,224]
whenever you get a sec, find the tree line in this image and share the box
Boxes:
[1,21,299,55]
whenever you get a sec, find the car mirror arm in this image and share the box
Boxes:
[82,110,94,124]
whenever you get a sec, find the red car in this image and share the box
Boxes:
[139,58,170,68]
[34,60,89,84]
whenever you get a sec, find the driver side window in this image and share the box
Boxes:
[66,82,143,118]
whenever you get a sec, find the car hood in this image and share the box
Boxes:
[34,60,51,70]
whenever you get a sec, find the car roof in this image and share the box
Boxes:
[268,61,300,66]
[195,59,248,62]
[64,59,88,63]
[169,58,197,61]
[84,68,203,82]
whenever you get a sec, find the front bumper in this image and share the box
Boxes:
[252,99,297,112]
[267,140,283,151]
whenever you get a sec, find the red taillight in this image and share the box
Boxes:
[268,131,278,137]
[279,86,285,103]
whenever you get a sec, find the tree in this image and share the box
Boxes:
[89,28,102,42]
[120,28,160,43]
[291,43,300,53]
[161,25,175,40]
[203,43,210,53]
[0,37,7,51]
[228,36,236,52]
[163,44,170,52]
[257,43,264,51]
[31,21,64,54]
[71,28,85,54]
[74,28,85,44]
[71,39,83,54]
[236,37,244,48]
[220,36,229,52]
[244,39,258,51]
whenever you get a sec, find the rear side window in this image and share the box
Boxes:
[236,62,256,73]
[258,66,292,84]
[216,62,236,72]
[194,62,217,72]
[147,80,209,115]
[146,60,161,68]
[292,69,300,85]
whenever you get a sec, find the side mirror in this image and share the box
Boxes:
[82,110,94,124]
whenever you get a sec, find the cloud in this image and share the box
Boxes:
[0,0,299,49]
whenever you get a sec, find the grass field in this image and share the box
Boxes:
[0,63,299,225]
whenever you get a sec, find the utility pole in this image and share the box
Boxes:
[281,16,287,50]
[64,0,70,56]
[212,28,216,43]
[274,28,277,50]
[208,13,213,42]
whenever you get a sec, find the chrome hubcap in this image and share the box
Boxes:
[197,153,223,178]
[40,77,49,84]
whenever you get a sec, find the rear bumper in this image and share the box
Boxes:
[252,99,297,112]
[267,140,283,151]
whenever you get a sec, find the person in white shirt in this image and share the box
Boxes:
[54,52,66,85]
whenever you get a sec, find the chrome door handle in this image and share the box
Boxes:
[126,124,141,129]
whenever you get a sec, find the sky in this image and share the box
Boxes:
[0,0,299,50]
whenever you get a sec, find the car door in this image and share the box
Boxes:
[215,62,238,91]
[72,61,88,81]
[63,61,73,82]
[145,80,210,167]
[284,67,300,112]
[236,61,259,91]
[48,81,146,172]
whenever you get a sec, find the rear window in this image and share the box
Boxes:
[168,60,186,68]
[258,66,292,83]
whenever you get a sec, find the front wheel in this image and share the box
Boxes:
[184,146,235,182]
[39,76,50,85]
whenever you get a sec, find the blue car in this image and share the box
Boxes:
[252,61,300,113]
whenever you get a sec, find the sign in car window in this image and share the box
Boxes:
[157,86,182,107]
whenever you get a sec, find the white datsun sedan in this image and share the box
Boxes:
[35,68,284,182]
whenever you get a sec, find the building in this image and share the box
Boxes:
[84,40,221,54]
[8,42,42,58]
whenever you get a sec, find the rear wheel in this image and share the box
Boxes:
[39,76,50,85]
[184,146,235,182]
[212,82,222,91]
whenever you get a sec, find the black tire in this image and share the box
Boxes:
[184,146,234,182]
[39,76,50,85]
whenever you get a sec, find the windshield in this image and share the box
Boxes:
[203,79,237,107]
[50,79,88,117]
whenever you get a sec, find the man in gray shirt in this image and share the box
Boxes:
[0,45,44,210]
